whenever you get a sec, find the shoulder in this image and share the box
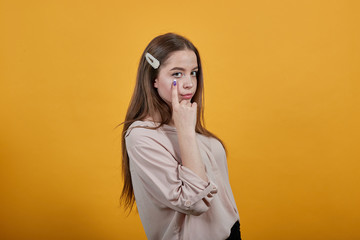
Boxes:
[198,133,226,156]
[125,121,154,136]
[125,121,179,161]
[125,121,157,141]
[125,121,174,147]
[210,137,225,151]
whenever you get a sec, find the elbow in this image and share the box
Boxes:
[187,202,211,216]
[183,199,211,216]
[167,196,212,216]
[167,178,218,215]
[178,191,216,216]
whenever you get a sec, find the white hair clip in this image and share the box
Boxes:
[145,52,160,69]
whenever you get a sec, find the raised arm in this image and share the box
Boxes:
[171,79,208,182]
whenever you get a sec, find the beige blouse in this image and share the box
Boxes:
[125,120,240,240]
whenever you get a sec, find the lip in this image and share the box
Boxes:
[181,94,193,100]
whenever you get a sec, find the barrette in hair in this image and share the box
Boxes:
[145,52,160,69]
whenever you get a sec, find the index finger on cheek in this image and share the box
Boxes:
[171,79,179,106]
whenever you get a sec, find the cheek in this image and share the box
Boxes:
[190,79,198,93]
[158,81,172,102]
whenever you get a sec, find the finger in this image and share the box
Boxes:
[171,79,179,107]
[191,102,197,109]
[179,100,188,106]
[183,100,191,106]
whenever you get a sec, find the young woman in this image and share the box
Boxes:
[119,33,241,240]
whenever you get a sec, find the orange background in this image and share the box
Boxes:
[1,0,359,239]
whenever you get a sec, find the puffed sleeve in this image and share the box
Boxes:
[125,129,218,216]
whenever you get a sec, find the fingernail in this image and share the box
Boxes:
[173,79,176,86]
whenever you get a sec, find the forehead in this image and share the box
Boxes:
[162,50,197,68]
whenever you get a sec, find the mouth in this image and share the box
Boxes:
[180,93,193,100]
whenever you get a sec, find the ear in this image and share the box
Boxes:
[154,79,158,88]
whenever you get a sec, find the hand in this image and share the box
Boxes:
[171,79,197,134]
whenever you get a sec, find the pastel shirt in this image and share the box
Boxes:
[125,120,240,240]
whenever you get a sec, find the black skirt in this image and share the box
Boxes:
[225,220,241,240]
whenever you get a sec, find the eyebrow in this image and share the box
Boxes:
[169,66,198,71]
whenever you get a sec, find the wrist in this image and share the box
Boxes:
[177,129,196,138]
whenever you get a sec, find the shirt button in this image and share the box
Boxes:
[185,201,191,207]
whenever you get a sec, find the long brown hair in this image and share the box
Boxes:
[115,33,226,212]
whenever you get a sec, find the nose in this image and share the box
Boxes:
[182,74,193,89]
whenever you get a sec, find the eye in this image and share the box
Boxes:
[172,72,183,78]
[191,71,198,77]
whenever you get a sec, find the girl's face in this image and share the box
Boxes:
[154,50,198,105]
